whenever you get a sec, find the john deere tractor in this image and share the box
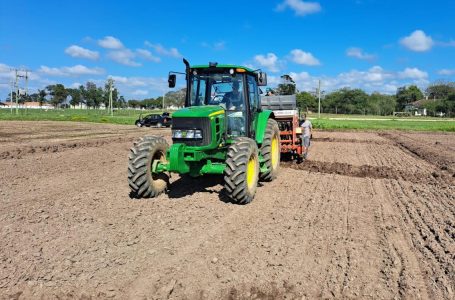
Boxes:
[128,59,280,204]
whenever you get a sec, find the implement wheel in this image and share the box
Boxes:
[224,138,260,205]
[128,136,169,198]
[260,118,280,181]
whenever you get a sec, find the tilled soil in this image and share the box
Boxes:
[0,122,454,299]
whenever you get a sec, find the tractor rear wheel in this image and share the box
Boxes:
[224,138,260,205]
[128,136,169,198]
[260,118,280,181]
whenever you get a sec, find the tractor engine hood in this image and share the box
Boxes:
[172,105,224,118]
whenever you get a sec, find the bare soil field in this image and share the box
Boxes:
[0,121,454,300]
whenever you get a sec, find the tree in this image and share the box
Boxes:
[323,88,369,114]
[296,91,317,112]
[38,89,47,107]
[426,81,455,100]
[46,84,68,108]
[396,85,423,110]
[67,88,82,108]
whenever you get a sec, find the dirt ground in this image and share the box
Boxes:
[0,121,454,300]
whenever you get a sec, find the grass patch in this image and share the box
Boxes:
[311,118,455,132]
[1,109,454,132]
[0,108,165,125]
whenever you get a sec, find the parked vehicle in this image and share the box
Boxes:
[135,113,172,128]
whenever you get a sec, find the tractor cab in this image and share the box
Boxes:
[169,62,267,139]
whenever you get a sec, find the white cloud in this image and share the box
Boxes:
[276,0,321,16]
[437,40,455,47]
[400,30,434,52]
[65,45,99,60]
[107,49,141,67]
[38,65,105,77]
[254,53,281,72]
[136,49,161,62]
[398,67,428,79]
[109,75,147,86]
[346,47,376,61]
[132,89,148,96]
[284,66,429,95]
[288,71,310,82]
[70,82,82,88]
[98,36,124,49]
[437,69,455,76]
[201,41,226,51]
[0,63,14,80]
[290,49,320,66]
[145,41,182,58]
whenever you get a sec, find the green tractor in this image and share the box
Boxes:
[128,59,280,204]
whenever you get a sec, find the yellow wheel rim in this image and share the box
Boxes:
[246,155,257,190]
[271,135,279,169]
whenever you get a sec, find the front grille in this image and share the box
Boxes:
[172,117,211,146]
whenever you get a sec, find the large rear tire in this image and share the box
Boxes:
[260,119,280,181]
[224,138,259,205]
[128,136,169,198]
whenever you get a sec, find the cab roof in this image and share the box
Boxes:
[191,64,255,73]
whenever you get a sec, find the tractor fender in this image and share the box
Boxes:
[255,110,275,144]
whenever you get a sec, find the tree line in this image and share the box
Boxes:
[5,80,126,109]
[4,79,454,116]
[292,81,455,116]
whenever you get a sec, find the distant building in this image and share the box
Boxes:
[1,101,54,109]
[404,100,428,116]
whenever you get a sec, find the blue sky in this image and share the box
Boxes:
[1,0,454,99]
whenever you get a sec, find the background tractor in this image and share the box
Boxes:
[128,59,280,204]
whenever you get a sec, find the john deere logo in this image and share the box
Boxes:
[182,131,187,138]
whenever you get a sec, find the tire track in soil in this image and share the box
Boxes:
[387,180,455,300]
[311,137,390,145]
[370,179,430,299]
[379,132,455,176]
[281,160,452,185]
[0,135,146,159]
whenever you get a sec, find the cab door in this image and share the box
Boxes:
[247,75,260,138]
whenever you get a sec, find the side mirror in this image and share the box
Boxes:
[168,74,176,88]
[257,72,267,86]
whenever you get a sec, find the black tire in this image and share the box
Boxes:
[259,119,281,181]
[128,136,169,198]
[224,137,260,205]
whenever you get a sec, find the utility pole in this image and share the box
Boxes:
[12,68,30,115]
[10,80,13,114]
[318,79,321,119]
[15,70,19,115]
[108,78,114,116]
[162,91,165,110]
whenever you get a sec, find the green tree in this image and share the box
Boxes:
[296,91,317,112]
[38,89,47,107]
[67,88,82,108]
[426,81,455,100]
[324,88,369,114]
[396,85,423,110]
[46,84,68,108]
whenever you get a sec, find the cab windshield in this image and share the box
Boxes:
[189,72,246,136]
[189,73,244,109]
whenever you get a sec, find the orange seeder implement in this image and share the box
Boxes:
[260,95,305,160]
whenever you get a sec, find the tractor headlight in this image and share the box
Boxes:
[172,129,203,139]
[194,130,202,139]
[172,129,182,138]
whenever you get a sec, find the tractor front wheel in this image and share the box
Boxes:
[224,138,260,205]
[260,118,280,181]
[128,136,169,198]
